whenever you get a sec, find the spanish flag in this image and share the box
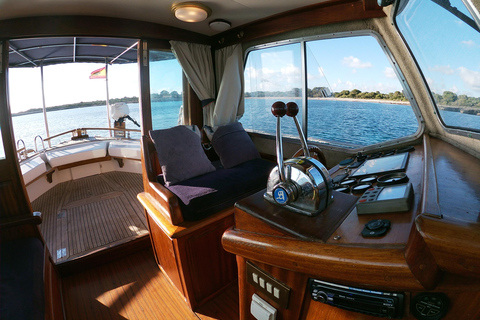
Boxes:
[89,67,106,79]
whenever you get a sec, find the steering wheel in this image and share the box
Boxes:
[292,145,327,168]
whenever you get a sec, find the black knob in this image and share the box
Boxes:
[271,101,287,117]
[313,291,328,303]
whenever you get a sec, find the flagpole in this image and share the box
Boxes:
[40,62,51,147]
[105,63,112,137]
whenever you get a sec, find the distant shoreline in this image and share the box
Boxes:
[245,96,410,106]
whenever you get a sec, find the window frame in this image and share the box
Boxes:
[243,29,424,152]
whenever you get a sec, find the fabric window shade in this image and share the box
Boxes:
[214,44,245,126]
[170,41,216,127]
[170,41,245,128]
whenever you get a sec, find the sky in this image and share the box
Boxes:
[9,62,140,113]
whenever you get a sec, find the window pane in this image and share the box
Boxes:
[396,0,480,131]
[149,50,183,130]
[306,35,418,148]
[243,43,303,139]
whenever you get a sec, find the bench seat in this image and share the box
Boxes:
[160,158,275,221]
[45,141,108,168]
[108,140,141,160]
[20,155,47,185]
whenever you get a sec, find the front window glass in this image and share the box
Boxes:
[149,50,183,130]
[396,0,480,132]
[305,35,418,146]
[243,33,419,148]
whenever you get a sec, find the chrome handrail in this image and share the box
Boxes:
[16,139,27,160]
[34,135,45,152]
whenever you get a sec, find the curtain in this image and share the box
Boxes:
[170,41,216,127]
[170,41,244,129]
[214,44,245,126]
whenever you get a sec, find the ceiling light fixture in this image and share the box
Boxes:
[172,2,212,23]
[209,19,231,32]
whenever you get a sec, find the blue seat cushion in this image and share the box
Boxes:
[160,158,275,221]
[0,237,45,320]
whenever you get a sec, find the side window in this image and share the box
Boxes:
[149,50,183,130]
[243,34,420,148]
[395,0,480,133]
[305,35,418,147]
[243,43,303,138]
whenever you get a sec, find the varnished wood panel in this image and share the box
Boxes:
[223,228,423,291]
[0,16,210,44]
[178,215,237,307]
[235,190,358,242]
[146,212,186,298]
[237,257,309,320]
[212,0,386,48]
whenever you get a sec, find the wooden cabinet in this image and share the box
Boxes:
[141,195,237,309]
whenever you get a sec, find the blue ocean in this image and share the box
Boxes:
[11,99,480,152]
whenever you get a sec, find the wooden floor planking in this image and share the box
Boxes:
[62,248,240,320]
[32,171,148,263]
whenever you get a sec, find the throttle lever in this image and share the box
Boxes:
[286,102,310,158]
[271,101,287,182]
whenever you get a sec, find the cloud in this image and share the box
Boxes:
[429,65,455,75]
[461,40,476,47]
[244,64,301,92]
[384,67,396,79]
[342,56,372,69]
[457,67,480,91]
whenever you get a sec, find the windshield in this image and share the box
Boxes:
[395,0,480,132]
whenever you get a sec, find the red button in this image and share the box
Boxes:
[359,199,367,203]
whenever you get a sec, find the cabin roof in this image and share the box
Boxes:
[0,0,345,37]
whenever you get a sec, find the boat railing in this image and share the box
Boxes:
[42,127,141,147]
[34,135,46,152]
[16,139,28,160]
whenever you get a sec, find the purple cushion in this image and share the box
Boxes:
[211,122,260,168]
[163,158,275,221]
[150,126,216,186]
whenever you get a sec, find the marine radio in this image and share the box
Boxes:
[309,279,405,319]
[264,101,333,216]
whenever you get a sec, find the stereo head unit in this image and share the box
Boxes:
[309,279,404,319]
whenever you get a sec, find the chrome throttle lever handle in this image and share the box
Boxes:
[286,102,310,158]
[271,101,287,182]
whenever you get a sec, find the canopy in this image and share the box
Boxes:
[8,37,140,68]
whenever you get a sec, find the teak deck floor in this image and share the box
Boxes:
[62,248,240,320]
[32,171,148,264]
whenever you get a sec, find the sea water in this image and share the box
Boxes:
[11,99,479,151]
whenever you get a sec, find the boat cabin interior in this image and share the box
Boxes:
[1,0,480,319]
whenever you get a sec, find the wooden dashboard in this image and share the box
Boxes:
[222,134,480,320]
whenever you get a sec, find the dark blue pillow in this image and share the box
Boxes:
[150,126,216,186]
[211,122,260,168]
